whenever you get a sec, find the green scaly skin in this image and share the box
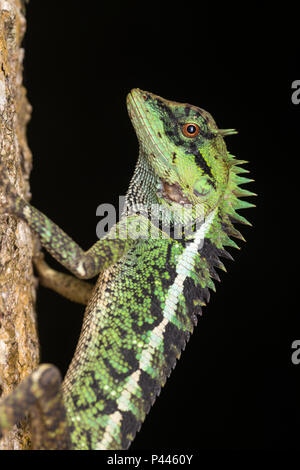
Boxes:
[0,89,255,449]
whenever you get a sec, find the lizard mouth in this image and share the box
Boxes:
[158,179,192,205]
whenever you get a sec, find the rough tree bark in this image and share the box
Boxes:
[0,0,39,450]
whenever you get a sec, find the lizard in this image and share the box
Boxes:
[0,88,255,450]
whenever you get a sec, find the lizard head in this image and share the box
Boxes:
[127,88,237,227]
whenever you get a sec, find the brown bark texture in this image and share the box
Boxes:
[0,0,39,450]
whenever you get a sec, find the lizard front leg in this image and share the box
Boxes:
[0,165,134,279]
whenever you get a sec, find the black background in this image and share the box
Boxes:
[22,1,299,450]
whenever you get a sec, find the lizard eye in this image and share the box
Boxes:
[182,123,200,137]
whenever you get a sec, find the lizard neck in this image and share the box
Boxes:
[124,149,160,211]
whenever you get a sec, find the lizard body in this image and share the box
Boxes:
[0,89,255,449]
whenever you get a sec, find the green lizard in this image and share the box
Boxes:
[0,89,255,450]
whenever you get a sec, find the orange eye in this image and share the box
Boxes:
[182,123,200,138]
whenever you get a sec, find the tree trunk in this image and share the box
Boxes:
[0,0,39,450]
